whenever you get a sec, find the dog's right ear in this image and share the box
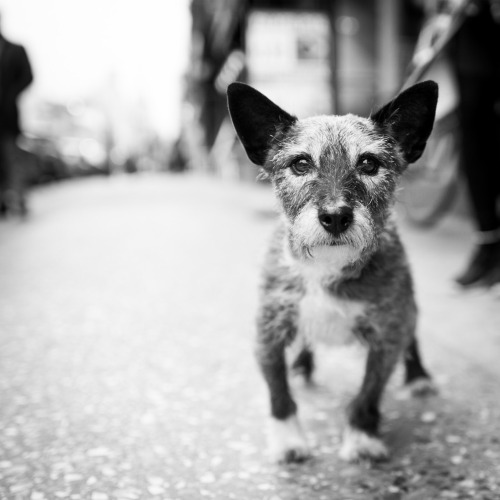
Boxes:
[371,81,438,164]
[227,82,297,166]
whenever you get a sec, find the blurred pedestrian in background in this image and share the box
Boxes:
[413,0,500,287]
[0,13,33,217]
[450,0,500,287]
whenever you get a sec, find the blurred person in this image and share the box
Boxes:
[450,0,500,287]
[0,13,33,217]
[168,137,188,172]
[414,0,500,287]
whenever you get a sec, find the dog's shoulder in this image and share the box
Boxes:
[260,221,303,295]
[333,222,414,304]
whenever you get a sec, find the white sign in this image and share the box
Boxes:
[246,10,333,117]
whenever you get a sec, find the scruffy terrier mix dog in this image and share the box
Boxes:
[227,80,438,463]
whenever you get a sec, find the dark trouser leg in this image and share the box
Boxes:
[2,135,27,216]
[0,136,8,216]
[456,74,500,232]
[454,73,500,285]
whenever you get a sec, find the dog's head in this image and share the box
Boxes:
[227,82,438,262]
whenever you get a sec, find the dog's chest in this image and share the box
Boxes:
[296,260,365,347]
[298,284,364,346]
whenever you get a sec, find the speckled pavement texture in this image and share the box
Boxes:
[0,174,499,500]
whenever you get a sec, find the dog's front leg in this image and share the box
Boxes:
[256,327,309,463]
[339,344,400,462]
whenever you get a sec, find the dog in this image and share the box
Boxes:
[227,80,438,464]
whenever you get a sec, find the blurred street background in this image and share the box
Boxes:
[0,0,499,499]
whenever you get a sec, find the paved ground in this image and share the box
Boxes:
[0,173,499,500]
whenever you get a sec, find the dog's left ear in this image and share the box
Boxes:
[372,81,438,164]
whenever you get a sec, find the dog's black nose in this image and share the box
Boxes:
[318,207,354,236]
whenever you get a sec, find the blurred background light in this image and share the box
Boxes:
[0,0,191,143]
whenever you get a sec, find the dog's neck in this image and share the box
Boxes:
[284,237,366,287]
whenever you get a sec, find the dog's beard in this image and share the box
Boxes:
[288,204,375,261]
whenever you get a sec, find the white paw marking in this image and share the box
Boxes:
[269,415,310,463]
[339,427,388,462]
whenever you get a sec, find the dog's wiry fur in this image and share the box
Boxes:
[227,81,438,463]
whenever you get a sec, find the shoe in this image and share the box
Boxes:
[482,262,500,287]
[455,241,500,287]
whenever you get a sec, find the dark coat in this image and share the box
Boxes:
[451,0,500,76]
[0,36,33,136]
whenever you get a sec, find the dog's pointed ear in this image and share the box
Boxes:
[227,82,297,166]
[372,81,438,164]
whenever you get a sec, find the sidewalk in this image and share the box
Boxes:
[0,173,498,500]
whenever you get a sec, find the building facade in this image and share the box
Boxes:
[179,0,422,179]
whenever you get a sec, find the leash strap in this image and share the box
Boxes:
[401,0,475,91]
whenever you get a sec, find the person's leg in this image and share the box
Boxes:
[3,135,28,216]
[0,135,8,217]
[457,74,500,231]
[455,73,500,286]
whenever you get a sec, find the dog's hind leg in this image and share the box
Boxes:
[403,337,437,396]
[291,346,315,383]
[339,345,400,462]
[256,331,310,463]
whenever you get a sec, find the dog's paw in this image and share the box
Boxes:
[269,415,310,464]
[396,377,438,400]
[397,377,439,400]
[407,377,438,397]
[339,427,388,462]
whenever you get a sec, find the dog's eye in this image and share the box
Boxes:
[358,156,380,176]
[290,158,311,176]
